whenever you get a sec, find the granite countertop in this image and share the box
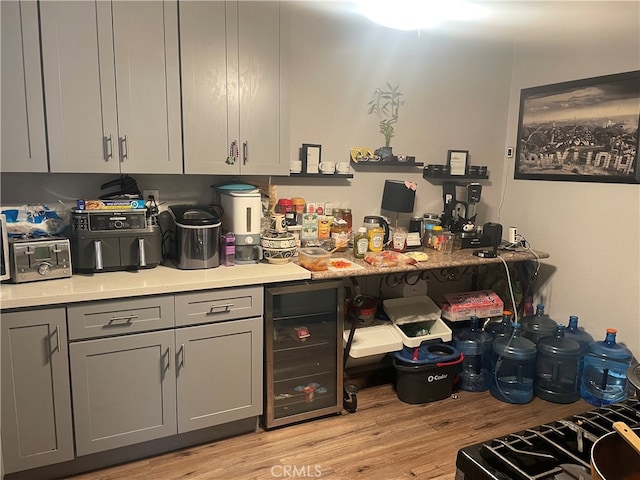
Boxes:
[306,248,549,280]
[0,248,548,310]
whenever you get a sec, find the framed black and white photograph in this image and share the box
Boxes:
[301,144,322,174]
[515,70,640,184]
[447,150,468,176]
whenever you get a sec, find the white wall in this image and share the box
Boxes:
[499,2,640,359]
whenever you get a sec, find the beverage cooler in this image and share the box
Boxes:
[263,280,344,429]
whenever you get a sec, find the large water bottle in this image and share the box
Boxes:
[484,311,514,339]
[453,316,494,392]
[565,315,594,385]
[535,324,581,403]
[580,328,632,406]
[490,322,537,404]
[521,304,558,344]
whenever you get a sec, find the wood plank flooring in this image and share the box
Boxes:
[67,384,592,480]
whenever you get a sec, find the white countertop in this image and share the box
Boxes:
[0,262,311,310]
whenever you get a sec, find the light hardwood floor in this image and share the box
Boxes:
[67,384,592,480]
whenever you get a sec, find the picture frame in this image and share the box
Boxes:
[515,70,640,184]
[301,144,322,174]
[447,150,469,176]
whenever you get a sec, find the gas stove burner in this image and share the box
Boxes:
[456,399,640,480]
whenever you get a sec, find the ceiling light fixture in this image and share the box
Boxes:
[357,0,488,31]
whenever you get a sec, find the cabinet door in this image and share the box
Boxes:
[180,0,289,175]
[40,0,119,174]
[180,0,232,174]
[1,308,74,473]
[237,1,289,176]
[175,317,263,433]
[111,0,182,174]
[1,0,48,172]
[69,330,177,456]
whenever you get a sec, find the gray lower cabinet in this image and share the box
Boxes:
[1,308,74,473]
[68,288,263,456]
[176,317,263,433]
[69,330,178,456]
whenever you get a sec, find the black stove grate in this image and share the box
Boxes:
[456,399,640,480]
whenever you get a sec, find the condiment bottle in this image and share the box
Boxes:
[430,225,443,249]
[367,224,385,252]
[353,227,368,259]
[341,208,353,240]
[330,219,349,252]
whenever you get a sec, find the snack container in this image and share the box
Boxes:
[298,247,330,271]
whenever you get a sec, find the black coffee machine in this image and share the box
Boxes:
[441,182,485,248]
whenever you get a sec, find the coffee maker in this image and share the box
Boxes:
[219,189,263,264]
[441,182,484,248]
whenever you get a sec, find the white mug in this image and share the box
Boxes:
[319,161,335,174]
[336,162,350,174]
[290,160,302,173]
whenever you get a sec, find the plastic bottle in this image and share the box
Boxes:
[353,227,368,259]
[430,225,443,249]
[565,315,594,385]
[367,224,385,252]
[453,316,493,392]
[484,311,514,339]
[535,324,581,403]
[580,328,633,406]
[490,322,537,404]
[221,232,235,266]
[521,304,558,344]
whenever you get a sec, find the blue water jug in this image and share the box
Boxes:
[580,328,632,406]
[521,303,558,344]
[453,316,493,392]
[484,311,514,339]
[490,322,537,404]
[565,315,594,384]
[535,324,581,403]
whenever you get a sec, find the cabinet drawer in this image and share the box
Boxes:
[175,286,263,327]
[68,296,175,340]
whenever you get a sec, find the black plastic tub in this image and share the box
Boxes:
[393,343,463,404]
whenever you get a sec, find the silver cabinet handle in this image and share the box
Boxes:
[94,240,103,270]
[181,344,185,368]
[208,303,233,314]
[166,346,172,371]
[138,238,146,267]
[103,135,113,160]
[119,135,128,162]
[242,141,248,164]
[107,315,138,324]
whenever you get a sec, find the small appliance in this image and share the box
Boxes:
[7,236,71,283]
[0,214,9,281]
[441,181,488,248]
[168,205,221,270]
[363,216,390,244]
[218,189,263,264]
[70,209,161,273]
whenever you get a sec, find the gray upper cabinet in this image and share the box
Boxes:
[1,0,48,172]
[1,308,74,473]
[40,1,182,174]
[181,1,290,175]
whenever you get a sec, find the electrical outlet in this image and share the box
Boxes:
[143,189,160,205]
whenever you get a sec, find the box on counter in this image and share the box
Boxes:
[300,213,318,241]
[440,290,504,322]
[76,199,145,210]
